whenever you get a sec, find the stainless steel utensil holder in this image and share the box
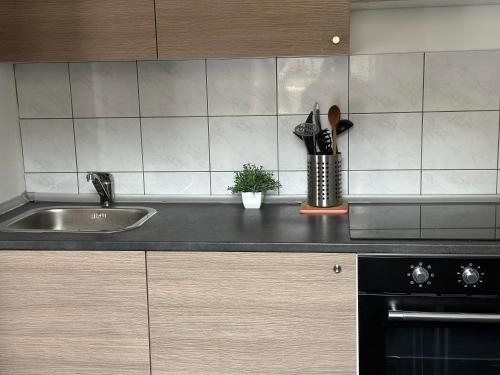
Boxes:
[307,154,341,208]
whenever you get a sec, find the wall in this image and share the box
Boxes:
[351,5,500,54]
[0,64,25,203]
[15,50,500,197]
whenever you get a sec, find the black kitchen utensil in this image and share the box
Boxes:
[294,111,315,142]
[303,135,316,155]
[316,128,333,155]
[337,119,353,135]
[293,122,320,155]
[294,122,320,137]
[305,111,314,124]
[314,102,321,130]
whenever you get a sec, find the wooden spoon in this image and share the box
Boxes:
[328,105,341,154]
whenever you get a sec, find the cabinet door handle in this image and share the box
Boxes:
[331,35,340,45]
[388,311,500,323]
[333,264,342,273]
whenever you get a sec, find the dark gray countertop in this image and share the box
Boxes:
[0,202,500,255]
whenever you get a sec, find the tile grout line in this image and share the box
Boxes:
[67,62,80,194]
[420,53,426,196]
[152,0,159,60]
[17,109,500,122]
[11,64,28,194]
[205,59,213,195]
[136,61,147,196]
[143,252,153,375]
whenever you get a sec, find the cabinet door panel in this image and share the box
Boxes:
[0,251,150,375]
[156,0,350,59]
[148,252,356,375]
[0,0,157,62]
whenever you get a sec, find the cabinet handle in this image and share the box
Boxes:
[331,35,340,45]
[388,311,500,323]
[333,264,342,273]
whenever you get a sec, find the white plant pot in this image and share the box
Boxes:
[241,192,263,209]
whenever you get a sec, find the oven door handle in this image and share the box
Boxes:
[388,310,500,323]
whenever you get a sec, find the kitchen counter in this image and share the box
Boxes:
[0,202,500,254]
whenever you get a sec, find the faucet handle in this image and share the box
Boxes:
[86,172,114,207]
[86,172,111,183]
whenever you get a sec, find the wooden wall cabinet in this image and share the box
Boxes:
[0,0,157,62]
[147,252,357,375]
[155,0,350,59]
[0,251,150,375]
[0,0,349,62]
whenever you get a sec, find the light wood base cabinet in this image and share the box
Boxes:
[0,251,150,375]
[147,252,357,375]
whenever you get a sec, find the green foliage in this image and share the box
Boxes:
[228,164,281,194]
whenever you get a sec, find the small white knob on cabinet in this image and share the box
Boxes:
[331,36,340,45]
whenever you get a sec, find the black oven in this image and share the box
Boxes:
[358,256,500,375]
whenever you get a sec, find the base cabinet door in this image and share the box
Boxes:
[0,251,150,375]
[147,252,357,375]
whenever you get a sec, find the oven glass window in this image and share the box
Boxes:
[385,323,500,375]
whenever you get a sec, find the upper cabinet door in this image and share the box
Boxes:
[0,0,157,62]
[155,0,350,59]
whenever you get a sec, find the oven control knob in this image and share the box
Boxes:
[412,266,430,284]
[462,267,480,285]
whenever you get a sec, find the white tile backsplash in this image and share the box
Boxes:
[20,119,76,172]
[78,172,144,195]
[277,56,348,115]
[349,113,422,170]
[210,172,235,195]
[424,51,500,111]
[207,58,276,116]
[70,62,139,117]
[25,173,78,194]
[350,53,424,113]
[16,63,72,118]
[422,170,497,195]
[279,171,307,195]
[423,111,499,169]
[138,60,207,117]
[277,115,308,171]
[13,52,500,197]
[142,117,209,171]
[349,170,421,195]
[144,172,210,195]
[209,116,278,171]
[74,118,143,172]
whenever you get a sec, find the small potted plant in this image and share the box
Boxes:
[228,164,281,209]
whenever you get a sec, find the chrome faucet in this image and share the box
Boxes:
[86,172,114,208]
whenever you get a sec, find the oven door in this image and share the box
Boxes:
[359,294,500,375]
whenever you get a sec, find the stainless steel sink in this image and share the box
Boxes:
[0,206,157,233]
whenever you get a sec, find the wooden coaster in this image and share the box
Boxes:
[299,201,348,215]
